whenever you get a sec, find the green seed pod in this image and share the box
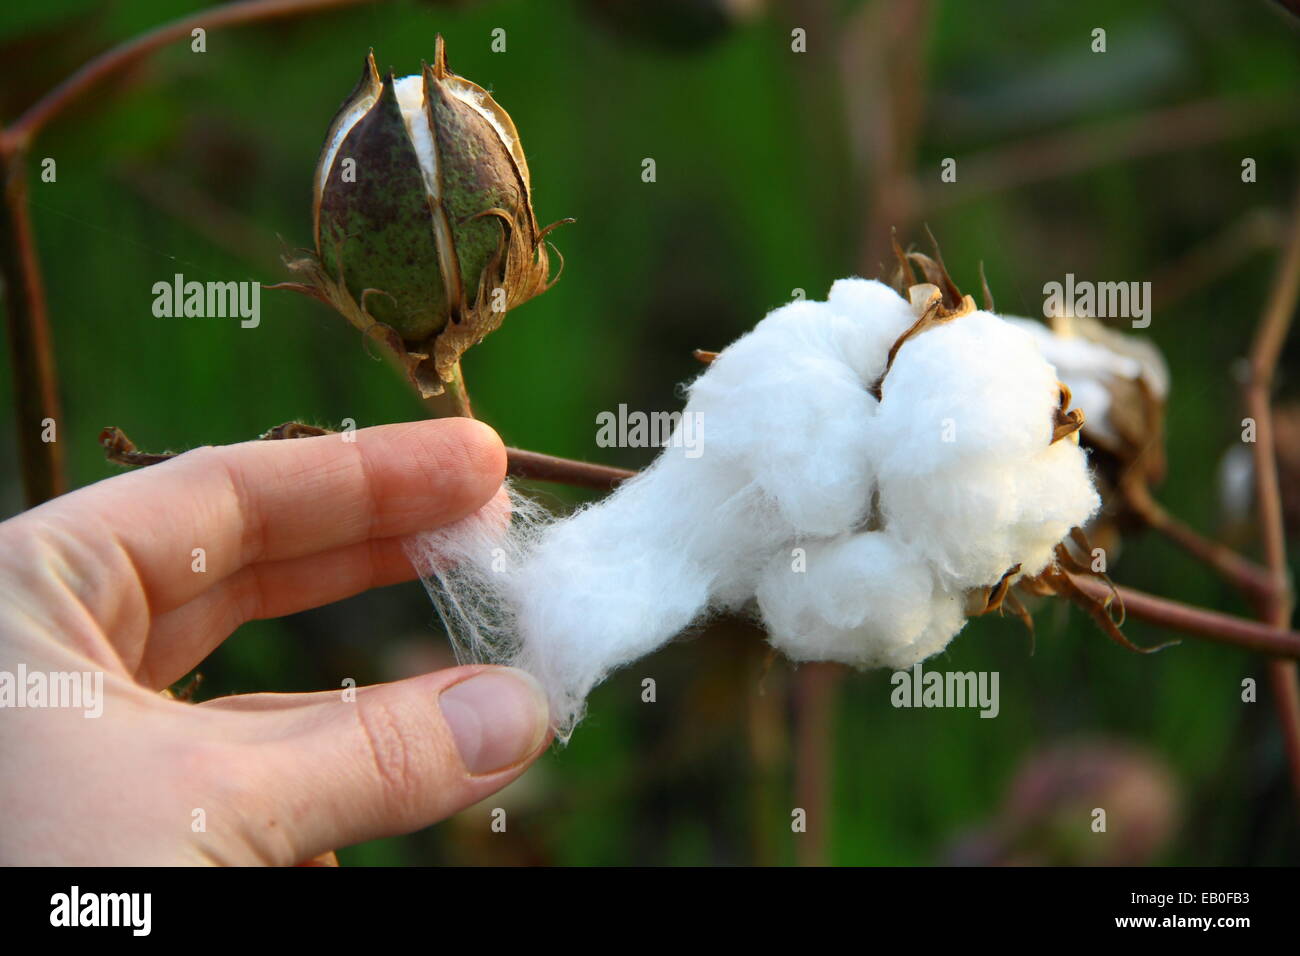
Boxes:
[284,36,569,397]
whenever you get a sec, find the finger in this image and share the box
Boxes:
[203,666,551,864]
[141,487,511,689]
[10,419,505,658]
[141,536,417,688]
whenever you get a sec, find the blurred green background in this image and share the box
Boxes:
[2,0,1299,864]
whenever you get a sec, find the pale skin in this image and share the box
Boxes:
[0,418,551,865]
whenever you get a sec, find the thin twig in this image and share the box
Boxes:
[1244,184,1300,806]
[1067,574,1300,659]
[96,423,1300,667]
[1124,479,1274,609]
[1,0,378,152]
[1148,208,1283,314]
[793,661,837,867]
[920,97,1291,213]
[505,448,633,491]
[441,360,474,419]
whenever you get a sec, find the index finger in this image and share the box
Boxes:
[10,418,505,625]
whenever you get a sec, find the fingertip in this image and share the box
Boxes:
[448,417,508,487]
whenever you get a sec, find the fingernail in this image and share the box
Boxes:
[440,668,550,774]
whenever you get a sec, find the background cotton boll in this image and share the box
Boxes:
[1006,315,1165,451]
[757,531,961,668]
[869,312,1063,474]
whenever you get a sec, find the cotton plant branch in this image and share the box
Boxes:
[1123,478,1275,609]
[1243,184,1300,805]
[0,0,381,507]
[96,425,1300,661]
[0,0,380,153]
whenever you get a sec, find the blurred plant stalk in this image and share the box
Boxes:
[0,143,64,504]
[1244,185,1300,807]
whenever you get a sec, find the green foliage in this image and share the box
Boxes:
[2,0,1298,864]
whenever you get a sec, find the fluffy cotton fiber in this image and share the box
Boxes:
[408,279,1101,736]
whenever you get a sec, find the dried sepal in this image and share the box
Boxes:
[971,563,1023,616]
[1051,381,1086,444]
[869,283,976,400]
[978,260,995,313]
[1016,529,1178,655]
[888,229,918,294]
[99,426,175,467]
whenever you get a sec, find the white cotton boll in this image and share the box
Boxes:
[410,278,1105,738]
[876,459,1018,590]
[868,311,1063,475]
[757,531,966,668]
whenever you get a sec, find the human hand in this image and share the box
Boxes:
[0,419,551,865]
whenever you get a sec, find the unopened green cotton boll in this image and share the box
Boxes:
[285,36,569,397]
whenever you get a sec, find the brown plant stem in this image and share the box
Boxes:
[0,147,65,505]
[793,661,838,866]
[505,448,633,491]
[442,361,474,419]
[1124,479,1274,608]
[1244,184,1300,807]
[98,424,1300,664]
[1066,574,1300,659]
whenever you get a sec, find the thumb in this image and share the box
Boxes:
[222,665,551,863]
